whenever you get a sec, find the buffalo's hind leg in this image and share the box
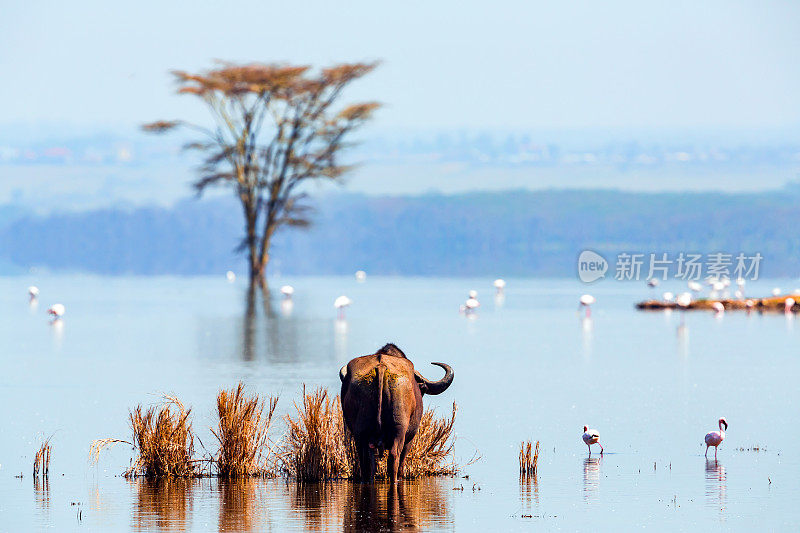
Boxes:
[387,431,407,484]
[358,441,375,483]
[397,438,413,480]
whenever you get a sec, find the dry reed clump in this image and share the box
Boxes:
[212,382,278,477]
[33,436,52,479]
[91,395,197,478]
[278,386,351,481]
[277,386,461,481]
[519,440,540,477]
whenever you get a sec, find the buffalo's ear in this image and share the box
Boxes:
[414,373,428,395]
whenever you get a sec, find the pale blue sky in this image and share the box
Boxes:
[2,0,800,131]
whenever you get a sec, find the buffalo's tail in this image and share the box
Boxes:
[376,364,386,434]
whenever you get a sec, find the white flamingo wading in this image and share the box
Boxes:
[579,294,595,317]
[48,304,65,320]
[582,425,603,455]
[704,417,727,459]
[280,285,295,300]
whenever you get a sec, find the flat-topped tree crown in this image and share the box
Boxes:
[143,60,379,291]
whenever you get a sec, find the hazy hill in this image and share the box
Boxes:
[1,188,799,277]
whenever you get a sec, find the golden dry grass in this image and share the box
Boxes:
[33,436,52,479]
[277,386,460,481]
[211,382,278,477]
[278,386,352,481]
[519,440,540,477]
[91,395,197,478]
[92,385,465,482]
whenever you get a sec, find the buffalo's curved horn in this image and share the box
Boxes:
[414,362,454,395]
[339,365,348,382]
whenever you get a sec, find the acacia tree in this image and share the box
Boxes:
[144,61,379,291]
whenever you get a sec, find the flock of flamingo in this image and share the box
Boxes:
[26,272,732,459]
[27,285,64,321]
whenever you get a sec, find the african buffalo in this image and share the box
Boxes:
[339,343,454,482]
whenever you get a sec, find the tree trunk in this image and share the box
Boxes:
[244,201,268,293]
[248,252,268,292]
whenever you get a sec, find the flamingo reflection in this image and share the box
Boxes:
[583,456,602,502]
[704,459,727,513]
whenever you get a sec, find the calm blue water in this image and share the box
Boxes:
[0,275,798,531]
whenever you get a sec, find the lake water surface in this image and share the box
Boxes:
[0,275,798,531]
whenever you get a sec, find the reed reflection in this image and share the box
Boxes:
[582,456,601,503]
[291,479,451,532]
[518,474,539,516]
[131,478,195,532]
[704,459,727,513]
[218,478,270,532]
[33,476,51,520]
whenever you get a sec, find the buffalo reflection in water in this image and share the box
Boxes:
[292,479,452,532]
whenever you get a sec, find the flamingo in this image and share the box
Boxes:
[579,294,595,317]
[28,286,39,301]
[463,295,480,314]
[772,288,781,297]
[785,297,795,314]
[712,302,724,314]
[582,425,603,456]
[676,292,692,326]
[662,292,674,302]
[494,279,506,294]
[710,281,725,298]
[226,271,236,282]
[280,285,295,300]
[704,417,727,459]
[355,270,367,282]
[688,281,703,294]
[334,295,351,319]
[47,303,65,321]
[745,299,755,313]
[676,292,692,308]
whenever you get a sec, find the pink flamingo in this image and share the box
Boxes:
[785,298,795,314]
[704,417,727,459]
[582,425,603,456]
[579,295,595,317]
